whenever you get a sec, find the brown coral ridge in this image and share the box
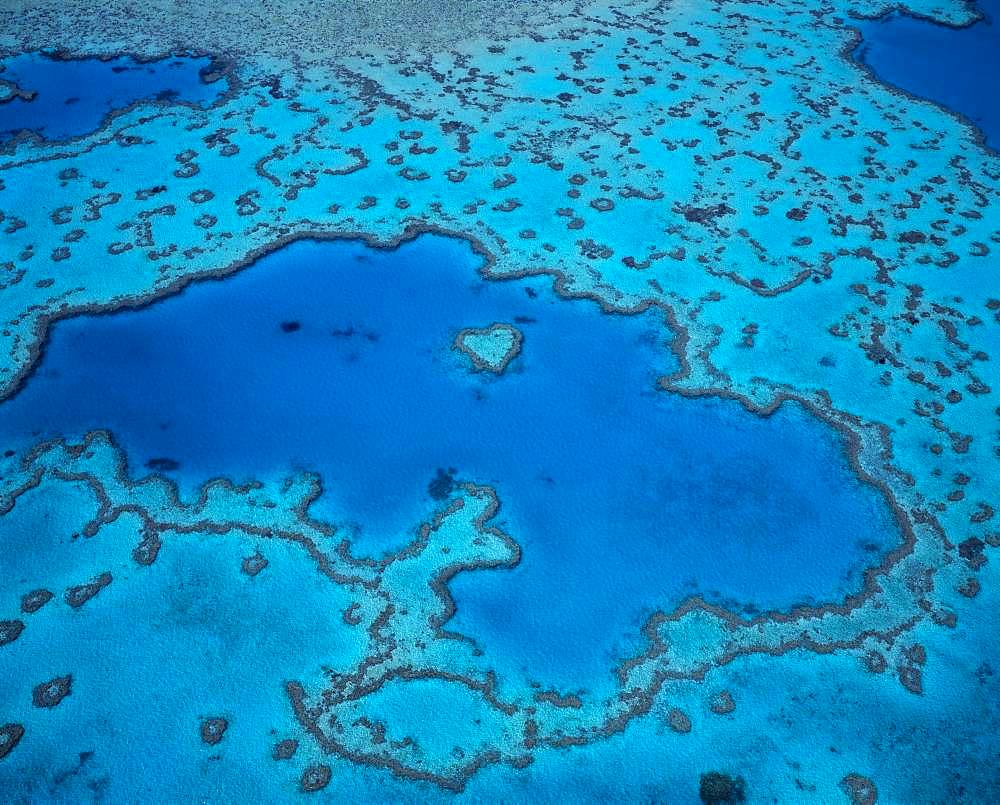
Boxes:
[286,681,500,793]
[1,430,375,590]
[0,80,36,104]
[276,487,527,791]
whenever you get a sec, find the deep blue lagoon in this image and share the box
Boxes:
[854,0,1000,148]
[1,236,902,687]
[0,52,227,142]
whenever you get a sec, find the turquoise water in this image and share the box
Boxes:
[0,52,226,141]
[854,0,1000,148]
[0,0,997,798]
[0,510,371,801]
[0,235,901,686]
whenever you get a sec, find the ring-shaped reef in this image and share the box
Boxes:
[0,234,902,688]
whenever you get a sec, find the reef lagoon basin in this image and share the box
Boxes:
[0,235,902,688]
[852,0,1000,149]
[0,51,227,142]
[0,0,998,801]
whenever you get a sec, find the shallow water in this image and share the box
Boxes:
[0,235,902,687]
[0,52,225,141]
[854,0,1000,148]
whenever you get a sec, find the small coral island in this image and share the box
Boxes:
[453,322,523,374]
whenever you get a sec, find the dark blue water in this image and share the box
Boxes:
[0,236,901,686]
[0,52,226,142]
[854,0,1000,149]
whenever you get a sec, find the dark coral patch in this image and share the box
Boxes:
[200,716,229,746]
[840,773,878,805]
[0,619,25,646]
[0,723,25,760]
[300,763,332,792]
[132,532,162,566]
[280,320,301,333]
[428,467,457,501]
[65,572,112,608]
[241,550,269,577]
[699,771,746,803]
[20,589,53,614]
[33,675,72,708]
[667,707,692,733]
[188,189,215,204]
[273,738,298,760]
[709,690,736,715]
[863,651,887,674]
[145,457,180,471]
[898,665,923,695]
[958,537,986,569]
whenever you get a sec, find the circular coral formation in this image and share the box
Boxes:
[841,773,878,805]
[300,763,332,792]
[273,738,298,760]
